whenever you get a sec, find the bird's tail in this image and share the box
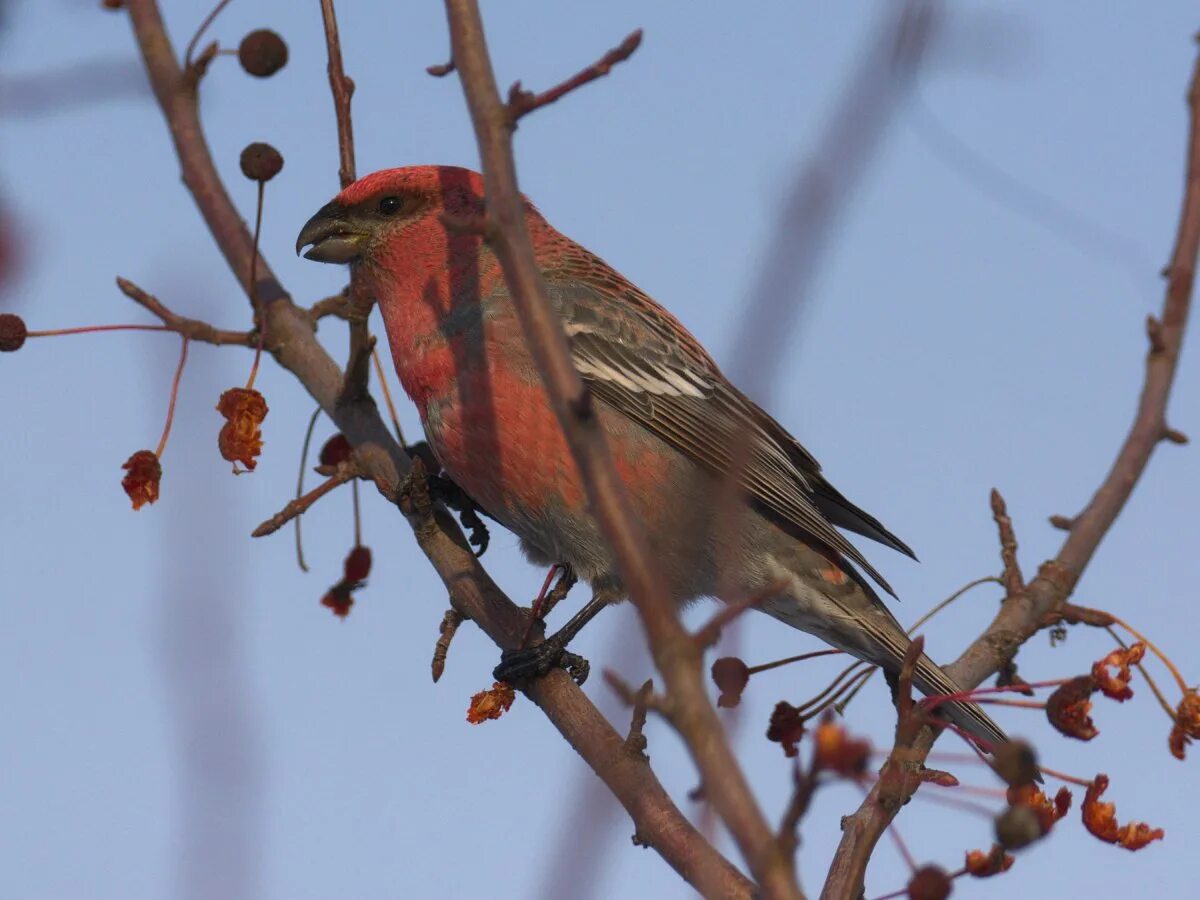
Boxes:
[907,652,1008,752]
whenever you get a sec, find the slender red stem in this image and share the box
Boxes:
[28,324,171,337]
[155,336,190,457]
[1039,766,1092,788]
[246,179,266,390]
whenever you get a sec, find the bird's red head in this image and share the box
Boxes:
[294,165,493,269]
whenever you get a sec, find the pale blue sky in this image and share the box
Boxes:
[2,2,1197,898]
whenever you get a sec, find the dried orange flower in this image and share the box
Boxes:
[121,450,161,510]
[766,701,806,758]
[467,681,516,724]
[813,710,871,776]
[216,387,268,471]
[964,845,1014,878]
[1092,643,1146,701]
[1006,784,1071,836]
[711,657,750,708]
[1169,689,1200,760]
[1081,774,1164,850]
[1045,675,1098,741]
[906,865,952,900]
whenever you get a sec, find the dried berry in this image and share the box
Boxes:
[121,450,161,510]
[906,865,952,900]
[991,739,1039,788]
[237,29,288,78]
[711,656,750,708]
[0,313,26,352]
[239,142,283,182]
[994,803,1042,850]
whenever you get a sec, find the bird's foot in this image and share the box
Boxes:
[494,638,590,687]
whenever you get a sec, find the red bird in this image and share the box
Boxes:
[297,166,1008,749]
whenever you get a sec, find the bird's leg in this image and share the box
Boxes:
[494,589,610,687]
[519,564,577,649]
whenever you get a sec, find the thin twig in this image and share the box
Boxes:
[431,608,465,683]
[693,579,787,649]
[154,336,189,458]
[371,346,408,445]
[506,29,642,122]
[251,462,357,538]
[183,0,233,70]
[318,0,375,410]
[318,0,357,189]
[822,43,1200,885]
[990,489,1024,595]
[116,277,255,346]
[441,4,795,894]
[625,679,654,757]
[295,407,322,572]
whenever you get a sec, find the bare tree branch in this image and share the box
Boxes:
[440,2,799,895]
[820,45,1200,899]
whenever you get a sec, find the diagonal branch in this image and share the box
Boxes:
[123,2,751,895]
[441,3,799,896]
[316,0,374,406]
[820,44,1200,899]
[506,29,642,122]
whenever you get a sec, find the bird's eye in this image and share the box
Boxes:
[378,196,403,216]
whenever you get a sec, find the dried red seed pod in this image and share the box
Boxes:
[343,545,372,583]
[321,585,354,619]
[239,142,283,182]
[238,29,288,78]
[319,434,353,467]
[766,701,805,758]
[711,657,750,708]
[906,865,952,900]
[0,313,26,352]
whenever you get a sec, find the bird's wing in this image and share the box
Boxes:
[540,264,911,597]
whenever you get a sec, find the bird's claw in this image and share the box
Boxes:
[494,641,590,687]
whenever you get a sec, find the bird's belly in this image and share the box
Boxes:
[419,368,678,584]
[423,371,584,520]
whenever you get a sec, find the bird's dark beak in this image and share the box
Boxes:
[295,202,368,264]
